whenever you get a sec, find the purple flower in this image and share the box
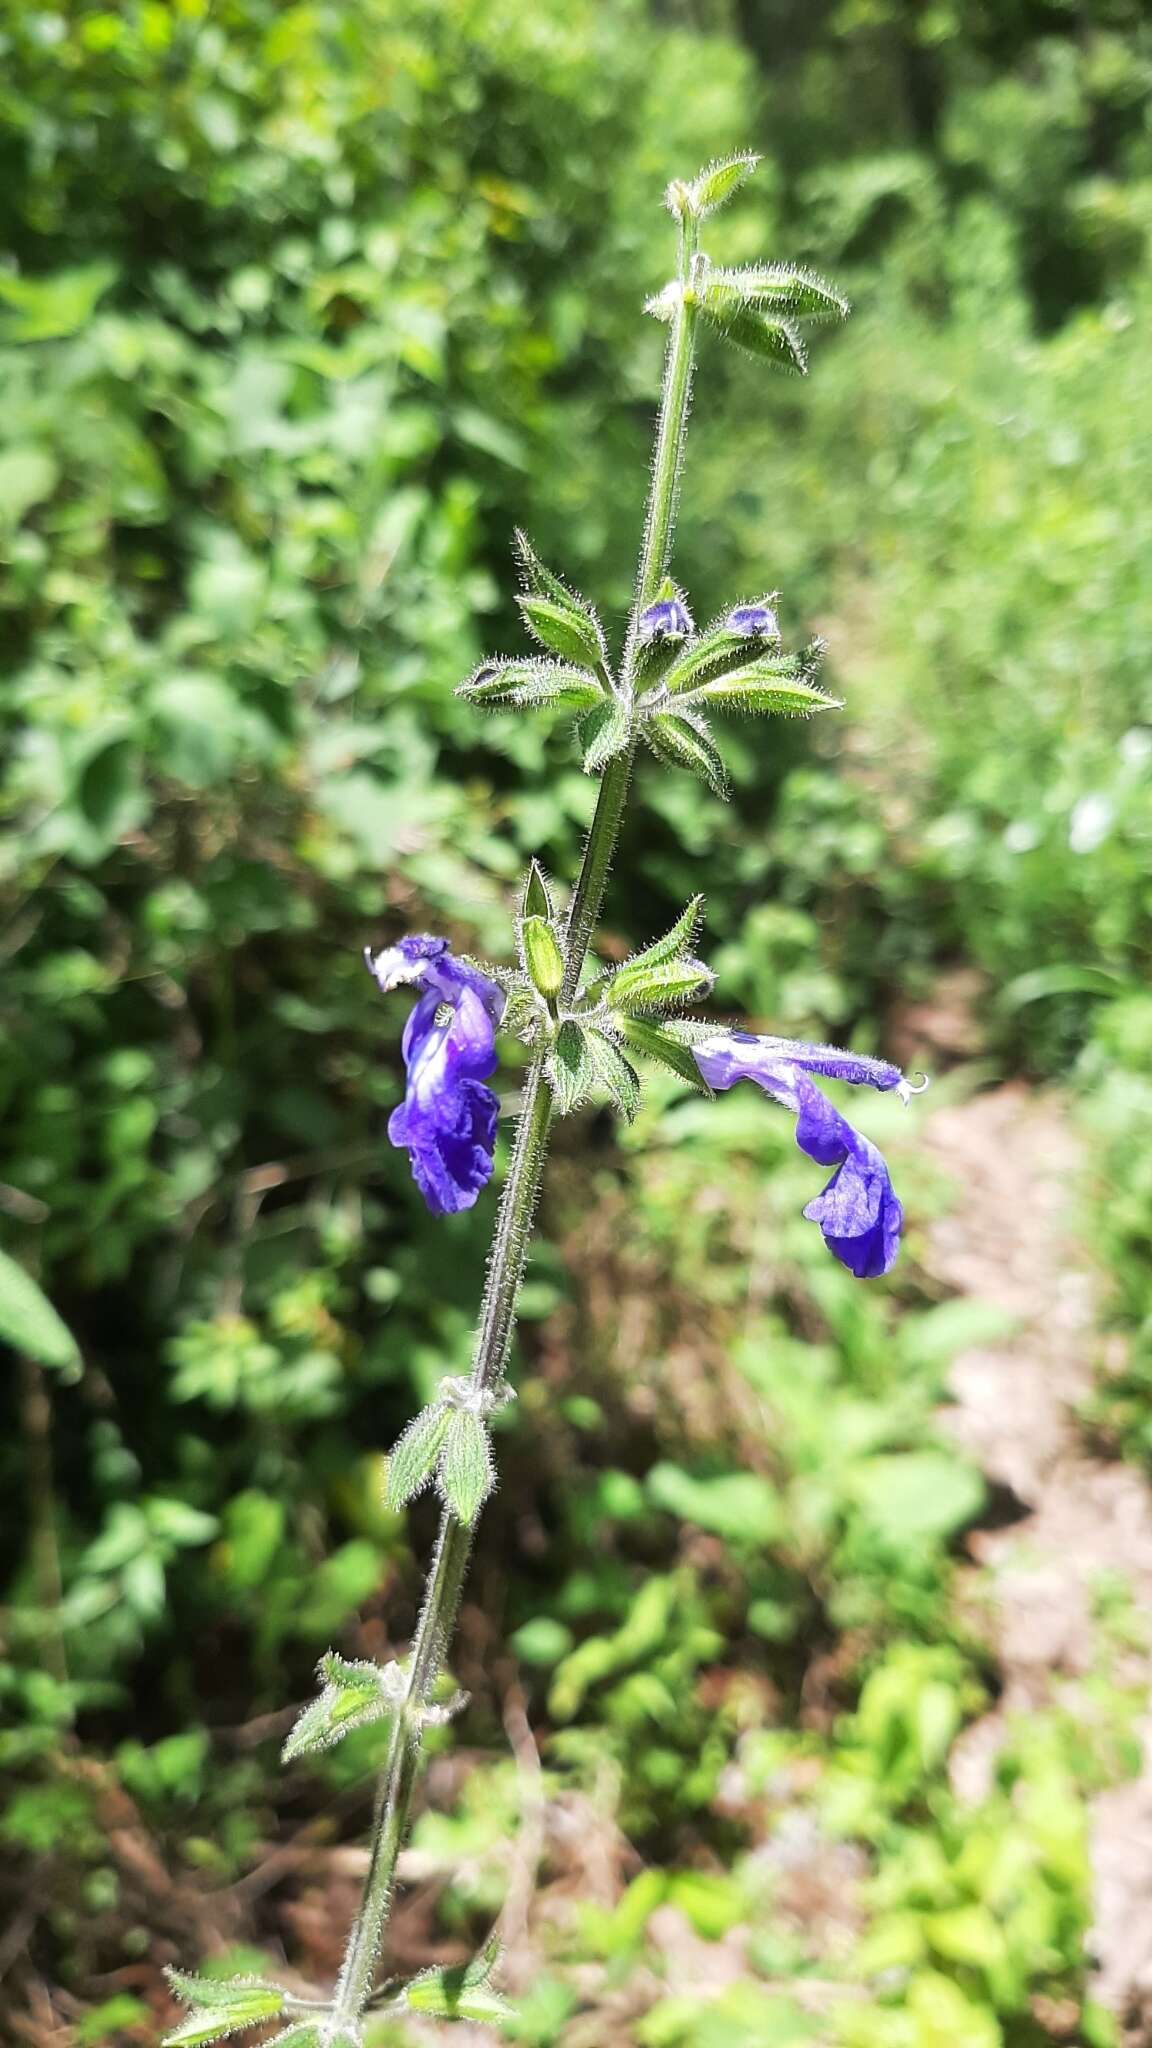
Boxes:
[638,595,694,644]
[364,935,506,1215]
[726,600,780,641]
[692,1032,924,1278]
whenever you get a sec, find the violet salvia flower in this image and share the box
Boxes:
[638,594,694,642]
[364,935,506,1215]
[726,598,780,640]
[692,1032,924,1278]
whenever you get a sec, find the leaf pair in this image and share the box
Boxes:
[602,900,716,1094]
[605,896,712,1017]
[387,1398,494,1526]
[458,534,616,770]
[551,902,715,1117]
[163,1973,287,2048]
[697,265,848,375]
[639,640,837,799]
[281,1651,406,1763]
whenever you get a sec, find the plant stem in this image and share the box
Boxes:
[634,207,700,619]
[331,206,700,2028]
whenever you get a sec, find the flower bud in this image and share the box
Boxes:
[520,914,565,999]
[638,595,693,645]
[726,600,780,641]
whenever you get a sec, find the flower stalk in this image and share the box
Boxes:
[165,154,887,2048]
[331,201,704,2032]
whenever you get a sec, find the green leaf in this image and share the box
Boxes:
[580,698,632,775]
[925,1903,1006,1970]
[438,1408,495,1526]
[0,262,116,343]
[162,1973,284,2047]
[0,1250,81,1375]
[647,1464,785,1545]
[999,963,1127,1010]
[405,1938,510,2024]
[165,1973,285,2016]
[657,627,770,698]
[521,860,553,922]
[282,1653,399,1761]
[619,897,704,973]
[550,1019,593,1117]
[676,668,838,717]
[686,153,760,218]
[616,1019,712,1096]
[517,594,605,671]
[604,899,710,1014]
[851,1452,986,1547]
[387,1403,452,1510]
[404,1981,511,2025]
[607,957,712,1015]
[707,263,849,321]
[520,915,565,999]
[698,294,809,374]
[643,711,729,798]
[0,446,60,529]
[584,1030,642,1123]
[512,529,581,609]
[457,659,601,710]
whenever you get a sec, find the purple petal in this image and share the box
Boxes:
[367,935,506,1213]
[803,1138,903,1279]
[692,1029,917,1278]
[694,1031,910,1100]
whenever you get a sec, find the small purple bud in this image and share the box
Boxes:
[726,600,780,641]
[638,596,694,645]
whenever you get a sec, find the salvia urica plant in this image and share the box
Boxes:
[165,154,926,2047]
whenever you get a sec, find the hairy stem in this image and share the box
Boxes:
[331,207,700,2027]
[634,207,700,621]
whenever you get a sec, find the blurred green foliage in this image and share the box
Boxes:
[1,0,1150,2043]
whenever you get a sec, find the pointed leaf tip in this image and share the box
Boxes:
[688,153,760,218]
[521,860,553,922]
[512,529,575,608]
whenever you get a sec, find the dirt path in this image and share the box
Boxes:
[923,1085,1152,2038]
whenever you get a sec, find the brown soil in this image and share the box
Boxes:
[923,1084,1152,2041]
